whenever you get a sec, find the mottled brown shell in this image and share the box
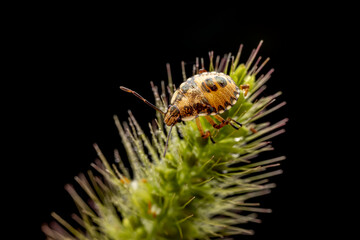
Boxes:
[169,71,240,122]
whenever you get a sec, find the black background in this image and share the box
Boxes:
[7,2,350,239]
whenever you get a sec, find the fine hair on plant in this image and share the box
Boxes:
[42,40,287,240]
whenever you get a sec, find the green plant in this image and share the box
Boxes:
[42,41,287,240]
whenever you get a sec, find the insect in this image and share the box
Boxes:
[120,70,247,156]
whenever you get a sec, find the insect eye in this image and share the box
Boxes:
[177,118,182,122]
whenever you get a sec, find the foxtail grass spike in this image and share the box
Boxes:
[44,41,287,240]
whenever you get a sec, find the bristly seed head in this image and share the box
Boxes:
[44,41,286,240]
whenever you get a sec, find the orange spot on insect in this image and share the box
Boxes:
[141,178,147,183]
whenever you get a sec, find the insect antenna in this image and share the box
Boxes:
[120,86,166,115]
[163,124,174,157]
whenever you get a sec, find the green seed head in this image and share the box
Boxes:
[43,41,287,240]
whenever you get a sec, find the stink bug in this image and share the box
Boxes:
[120,70,246,156]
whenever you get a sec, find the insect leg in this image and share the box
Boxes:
[229,118,242,127]
[195,117,215,143]
[206,115,236,129]
[211,115,230,129]
[204,115,235,129]
[204,115,218,128]
[229,122,240,130]
[199,68,207,74]
[240,84,250,97]
[212,115,242,130]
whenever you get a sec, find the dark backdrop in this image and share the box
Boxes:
[9,2,347,239]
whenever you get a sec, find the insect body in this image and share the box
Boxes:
[120,71,244,156]
[166,71,240,123]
